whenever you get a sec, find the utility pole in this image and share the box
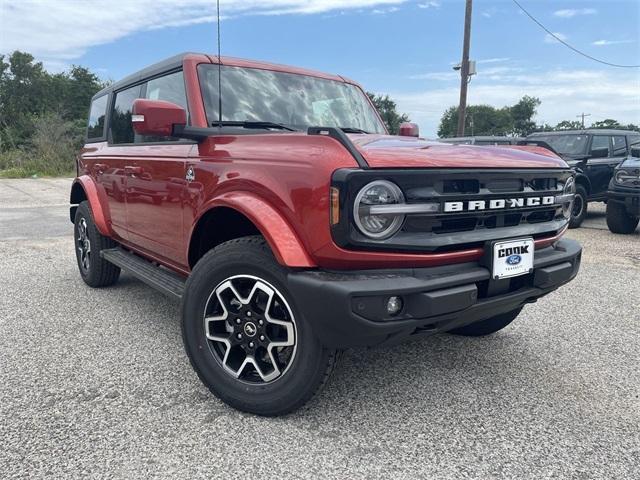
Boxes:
[576,112,591,129]
[456,0,473,137]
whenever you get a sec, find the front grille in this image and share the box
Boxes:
[331,168,573,253]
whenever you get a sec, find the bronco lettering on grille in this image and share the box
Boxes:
[443,196,555,213]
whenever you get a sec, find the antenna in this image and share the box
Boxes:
[216,0,222,128]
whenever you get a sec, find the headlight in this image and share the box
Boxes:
[353,180,405,239]
[615,169,640,187]
[561,176,575,219]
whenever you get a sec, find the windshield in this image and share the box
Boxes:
[532,134,589,156]
[198,65,386,134]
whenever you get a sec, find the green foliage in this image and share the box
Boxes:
[532,119,639,133]
[367,92,410,134]
[0,51,105,177]
[438,96,541,138]
[510,96,541,137]
[439,95,639,137]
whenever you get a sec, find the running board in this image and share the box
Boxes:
[101,247,186,301]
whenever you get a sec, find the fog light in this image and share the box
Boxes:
[386,296,403,315]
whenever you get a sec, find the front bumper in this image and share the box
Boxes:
[288,238,581,348]
[608,189,640,217]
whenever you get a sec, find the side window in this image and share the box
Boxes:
[589,136,611,158]
[612,136,627,156]
[141,70,188,143]
[110,85,142,144]
[87,94,108,140]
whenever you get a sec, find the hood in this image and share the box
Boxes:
[618,156,640,170]
[350,135,568,169]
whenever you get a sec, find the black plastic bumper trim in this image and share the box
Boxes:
[287,238,581,348]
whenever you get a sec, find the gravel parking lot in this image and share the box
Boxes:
[1,178,638,479]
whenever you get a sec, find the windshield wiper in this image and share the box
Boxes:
[212,121,296,131]
[339,127,370,134]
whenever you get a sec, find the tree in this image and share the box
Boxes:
[367,92,410,134]
[591,119,623,130]
[509,96,541,136]
[438,104,512,138]
[554,120,583,130]
[0,51,105,152]
[437,96,540,138]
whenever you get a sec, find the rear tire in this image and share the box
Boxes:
[568,184,588,229]
[606,200,639,234]
[181,236,339,416]
[448,307,522,337]
[74,201,120,287]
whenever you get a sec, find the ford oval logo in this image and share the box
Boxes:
[506,254,522,265]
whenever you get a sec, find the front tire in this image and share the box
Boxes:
[448,307,522,337]
[74,201,120,287]
[568,184,588,229]
[606,200,639,234]
[181,236,338,416]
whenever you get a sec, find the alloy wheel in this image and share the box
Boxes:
[203,275,297,384]
[572,195,584,219]
[76,218,91,272]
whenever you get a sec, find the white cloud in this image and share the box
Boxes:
[592,39,634,46]
[417,1,440,9]
[477,57,510,64]
[389,68,640,138]
[372,6,399,14]
[554,8,597,18]
[544,32,568,44]
[0,0,409,65]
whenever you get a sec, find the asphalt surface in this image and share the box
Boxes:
[1,178,638,479]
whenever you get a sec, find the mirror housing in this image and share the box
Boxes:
[131,99,187,137]
[398,122,419,137]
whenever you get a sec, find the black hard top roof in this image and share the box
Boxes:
[92,52,195,99]
[528,129,638,136]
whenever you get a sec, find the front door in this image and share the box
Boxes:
[121,70,193,266]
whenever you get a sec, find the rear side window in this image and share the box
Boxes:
[87,95,108,140]
[110,85,142,144]
[612,136,627,156]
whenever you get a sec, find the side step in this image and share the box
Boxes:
[101,247,186,301]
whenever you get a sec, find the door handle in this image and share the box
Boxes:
[124,166,143,176]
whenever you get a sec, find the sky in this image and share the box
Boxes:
[0,0,639,137]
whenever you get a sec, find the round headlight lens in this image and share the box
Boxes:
[614,168,640,187]
[615,169,630,185]
[353,180,405,239]
[562,176,576,219]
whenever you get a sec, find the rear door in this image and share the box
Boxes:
[586,135,614,198]
[123,70,193,266]
[84,93,129,241]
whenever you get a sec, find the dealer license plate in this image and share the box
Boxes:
[492,238,534,280]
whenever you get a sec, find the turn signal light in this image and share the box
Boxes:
[330,187,340,225]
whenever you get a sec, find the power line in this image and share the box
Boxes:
[512,0,640,69]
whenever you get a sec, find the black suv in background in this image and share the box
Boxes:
[606,141,640,234]
[439,136,524,146]
[526,129,640,228]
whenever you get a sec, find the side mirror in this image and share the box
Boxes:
[132,99,187,137]
[630,146,640,158]
[398,122,419,137]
